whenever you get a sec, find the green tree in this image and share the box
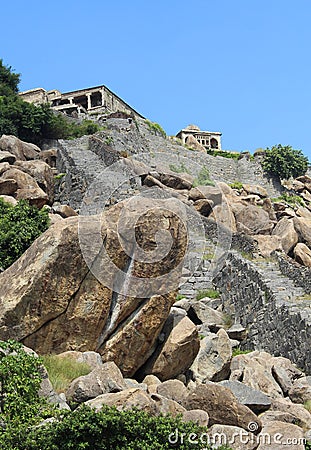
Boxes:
[262,144,309,180]
[0,198,50,270]
[0,58,100,145]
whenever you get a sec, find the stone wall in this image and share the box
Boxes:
[213,251,311,374]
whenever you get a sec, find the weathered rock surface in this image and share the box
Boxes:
[257,421,305,449]
[190,329,232,382]
[235,205,272,235]
[294,242,311,267]
[0,150,16,164]
[293,217,311,247]
[141,316,199,381]
[181,409,209,426]
[85,388,158,414]
[183,383,262,433]
[0,178,18,196]
[219,380,271,414]
[207,424,259,450]
[0,198,186,377]
[288,376,311,404]
[254,234,282,257]
[66,362,126,402]
[0,135,40,161]
[270,398,311,430]
[1,167,48,207]
[55,350,103,370]
[14,160,55,203]
[155,379,188,404]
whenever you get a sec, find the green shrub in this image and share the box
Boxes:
[271,192,305,207]
[169,162,190,174]
[232,348,251,357]
[0,340,51,434]
[0,59,101,145]
[0,199,50,270]
[42,355,91,393]
[207,149,240,160]
[193,167,215,187]
[229,181,243,190]
[13,405,231,450]
[262,144,309,180]
[145,120,166,137]
[196,289,220,300]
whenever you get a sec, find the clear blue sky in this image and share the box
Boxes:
[1,0,311,158]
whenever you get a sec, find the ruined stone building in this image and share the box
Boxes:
[176,124,222,150]
[19,85,144,118]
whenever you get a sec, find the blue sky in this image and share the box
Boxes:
[1,0,311,158]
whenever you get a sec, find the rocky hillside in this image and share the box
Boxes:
[0,117,311,449]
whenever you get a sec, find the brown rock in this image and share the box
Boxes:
[142,316,200,381]
[230,352,283,398]
[257,421,305,449]
[0,135,40,160]
[0,162,10,175]
[296,206,311,219]
[288,376,311,404]
[293,217,311,246]
[53,204,78,218]
[270,397,311,429]
[194,198,213,216]
[39,148,57,167]
[155,379,188,404]
[272,218,299,254]
[260,410,298,426]
[182,409,209,426]
[0,178,18,196]
[1,167,48,207]
[66,362,126,402]
[0,195,17,206]
[189,185,222,205]
[14,160,54,203]
[294,243,311,267]
[208,424,258,450]
[235,205,272,235]
[211,202,237,232]
[183,383,262,433]
[190,329,232,383]
[0,150,16,164]
[242,184,268,198]
[0,198,189,377]
[156,172,192,190]
[149,393,186,416]
[185,134,206,151]
[85,388,157,414]
[254,235,282,257]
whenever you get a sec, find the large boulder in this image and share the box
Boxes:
[1,167,48,207]
[155,379,188,404]
[293,217,311,247]
[207,424,258,450]
[66,362,126,402]
[288,376,311,404]
[272,218,299,254]
[219,380,271,414]
[183,383,262,433]
[270,398,311,430]
[190,329,232,382]
[294,242,311,267]
[0,150,16,164]
[235,205,272,235]
[257,421,305,450]
[0,135,40,161]
[254,234,282,257]
[0,197,187,377]
[141,316,200,381]
[14,160,55,203]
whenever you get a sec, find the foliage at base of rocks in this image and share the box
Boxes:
[42,355,92,394]
[9,405,231,450]
[0,340,53,440]
[196,289,220,300]
[0,199,50,270]
[271,192,305,207]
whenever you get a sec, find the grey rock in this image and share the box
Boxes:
[219,380,271,414]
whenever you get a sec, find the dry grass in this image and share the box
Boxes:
[42,354,91,393]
